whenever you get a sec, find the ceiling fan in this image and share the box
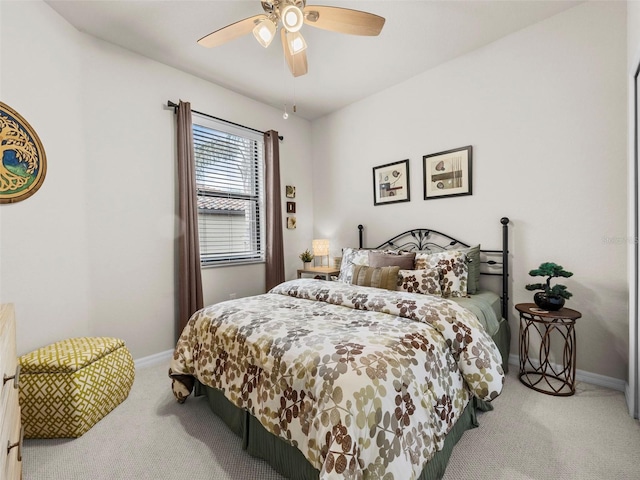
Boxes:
[197,0,385,77]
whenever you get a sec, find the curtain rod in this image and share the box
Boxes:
[167,101,283,141]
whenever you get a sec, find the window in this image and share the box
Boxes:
[192,115,265,266]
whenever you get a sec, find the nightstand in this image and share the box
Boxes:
[296,266,340,281]
[516,303,581,396]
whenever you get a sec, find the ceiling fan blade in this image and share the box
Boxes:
[303,6,385,36]
[281,29,308,77]
[198,15,267,48]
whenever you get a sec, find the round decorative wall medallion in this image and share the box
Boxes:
[0,102,47,204]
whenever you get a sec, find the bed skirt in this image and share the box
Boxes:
[195,381,491,480]
[494,317,511,374]
[192,317,510,479]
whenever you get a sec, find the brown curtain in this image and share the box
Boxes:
[264,130,285,291]
[176,100,204,337]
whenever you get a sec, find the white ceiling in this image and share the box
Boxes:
[46,0,582,120]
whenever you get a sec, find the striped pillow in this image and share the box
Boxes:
[351,265,400,291]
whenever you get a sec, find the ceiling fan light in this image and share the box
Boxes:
[253,18,277,48]
[281,5,303,32]
[286,31,307,55]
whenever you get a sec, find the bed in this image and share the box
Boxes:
[170,217,511,480]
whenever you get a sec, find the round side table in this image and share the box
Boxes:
[516,303,581,396]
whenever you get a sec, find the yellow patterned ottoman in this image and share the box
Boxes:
[18,337,135,438]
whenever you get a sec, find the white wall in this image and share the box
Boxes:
[1,1,92,350]
[630,1,640,65]
[312,1,628,380]
[1,0,629,381]
[0,0,314,359]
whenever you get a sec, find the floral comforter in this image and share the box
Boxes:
[170,279,504,480]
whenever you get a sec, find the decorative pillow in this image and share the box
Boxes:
[415,246,480,293]
[337,248,376,284]
[338,248,407,283]
[368,251,416,269]
[414,250,468,297]
[351,265,400,291]
[458,245,481,294]
[397,268,442,296]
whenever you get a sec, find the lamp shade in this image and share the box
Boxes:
[285,31,307,55]
[252,18,277,48]
[281,4,304,32]
[312,239,329,257]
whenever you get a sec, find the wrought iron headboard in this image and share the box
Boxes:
[358,217,510,320]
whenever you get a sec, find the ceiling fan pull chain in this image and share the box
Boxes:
[293,74,297,113]
[282,42,290,119]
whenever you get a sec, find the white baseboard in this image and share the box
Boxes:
[134,349,174,369]
[508,354,626,392]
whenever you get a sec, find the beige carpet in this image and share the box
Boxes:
[22,362,639,479]
[442,369,639,480]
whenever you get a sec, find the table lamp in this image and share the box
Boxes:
[312,239,329,267]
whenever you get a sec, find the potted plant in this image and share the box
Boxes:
[299,249,314,268]
[525,262,573,310]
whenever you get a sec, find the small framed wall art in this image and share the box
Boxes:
[372,159,410,206]
[423,146,472,200]
[285,185,296,198]
[286,201,296,213]
[287,217,297,229]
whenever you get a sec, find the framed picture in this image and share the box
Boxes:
[423,146,472,200]
[285,185,296,198]
[0,102,47,204]
[372,159,410,206]
[286,202,296,213]
[287,217,297,229]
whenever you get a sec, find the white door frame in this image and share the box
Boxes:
[629,51,640,419]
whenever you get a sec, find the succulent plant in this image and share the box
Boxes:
[299,249,314,263]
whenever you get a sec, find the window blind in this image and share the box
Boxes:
[192,115,265,266]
